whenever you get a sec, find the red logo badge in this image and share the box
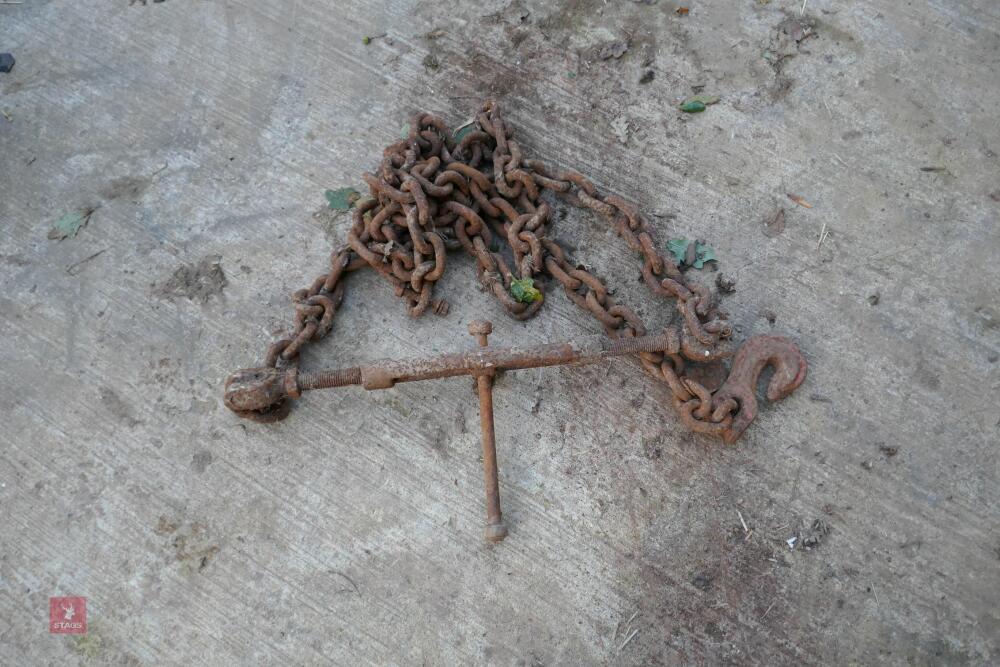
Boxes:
[49,596,87,634]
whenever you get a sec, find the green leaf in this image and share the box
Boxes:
[667,238,716,268]
[399,123,410,138]
[362,36,372,45]
[453,124,475,143]
[324,187,360,211]
[684,94,720,106]
[666,238,690,263]
[510,277,542,304]
[48,207,96,240]
[679,100,706,113]
[692,243,716,269]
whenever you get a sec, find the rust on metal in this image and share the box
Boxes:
[224,327,686,412]
[223,100,809,541]
[709,335,807,444]
[467,320,507,542]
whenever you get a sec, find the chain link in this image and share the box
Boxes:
[236,101,750,433]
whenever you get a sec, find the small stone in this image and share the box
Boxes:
[867,292,880,306]
[764,309,777,324]
[879,444,898,457]
[861,460,874,470]
[639,69,655,84]
[0,53,14,74]
[692,572,713,591]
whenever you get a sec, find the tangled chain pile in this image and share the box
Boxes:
[229,101,805,441]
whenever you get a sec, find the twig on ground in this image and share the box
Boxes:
[817,223,829,249]
[871,582,880,607]
[787,193,813,209]
[619,629,639,652]
[329,570,360,595]
[761,601,776,619]
[66,247,110,275]
[737,510,749,533]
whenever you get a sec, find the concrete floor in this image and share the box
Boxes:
[2,0,999,665]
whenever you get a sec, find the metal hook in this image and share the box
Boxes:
[713,335,807,444]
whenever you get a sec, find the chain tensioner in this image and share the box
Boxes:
[224,100,807,542]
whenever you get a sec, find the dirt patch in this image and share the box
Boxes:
[422,53,440,72]
[691,571,714,591]
[154,516,221,573]
[100,175,150,201]
[536,0,604,47]
[191,449,214,473]
[154,255,227,303]
[762,15,818,101]
[464,51,538,98]
[99,387,142,427]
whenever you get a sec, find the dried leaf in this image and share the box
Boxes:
[510,277,542,303]
[782,19,806,42]
[716,273,737,293]
[786,193,813,209]
[48,207,96,240]
[325,187,360,211]
[677,7,690,15]
[764,208,785,237]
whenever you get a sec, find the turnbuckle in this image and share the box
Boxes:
[225,321,683,542]
[224,323,805,541]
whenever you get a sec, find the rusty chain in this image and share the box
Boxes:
[228,100,805,442]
